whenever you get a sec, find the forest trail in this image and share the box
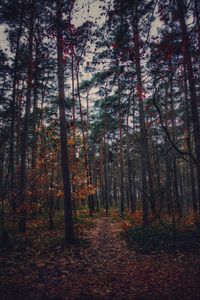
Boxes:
[70,216,135,300]
[1,216,200,300]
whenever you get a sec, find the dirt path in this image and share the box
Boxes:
[1,217,200,299]
[76,217,135,299]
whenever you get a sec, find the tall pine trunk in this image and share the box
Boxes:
[117,63,125,216]
[183,62,197,214]
[176,0,200,217]
[133,14,149,225]
[18,0,34,233]
[7,2,24,194]
[56,0,74,242]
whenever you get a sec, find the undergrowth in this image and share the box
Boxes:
[121,223,200,254]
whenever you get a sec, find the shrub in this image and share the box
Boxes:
[122,224,200,254]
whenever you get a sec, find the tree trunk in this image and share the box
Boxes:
[117,62,125,216]
[31,39,39,170]
[183,62,197,215]
[133,14,149,225]
[104,134,109,215]
[8,2,24,194]
[126,100,135,212]
[76,72,93,215]
[168,59,182,218]
[56,0,74,242]
[176,0,200,218]
[18,0,35,233]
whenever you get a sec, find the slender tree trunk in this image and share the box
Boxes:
[31,39,39,170]
[126,102,134,212]
[112,162,118,208]
[70,44,77,213]
[76,71,93,215]
[18,0,35,233]
[183,62,197,215]
[176,0,200,218]
[104,134,109,215]
[86,91,95,212]
[93,149,99,209]
[165,159,176,232]
[16,81,24,190]
[133,15,149,225]
[8,2,24,193]
[56,0,74,242]
[131,109,137,212]
[49,167,54,230]
[117,62,125,216]
[168,59,182,218]
[100,142,104,208]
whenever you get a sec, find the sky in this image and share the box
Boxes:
[0,0,161,53]
[0,24,9,51]
[73,0,108,27]
[0,0,107,52]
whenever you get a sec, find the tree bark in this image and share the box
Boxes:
[8,1,24,193]
[117,62,125,217]
[183,62,197,214]
[18,0,35,233]
[176,0,200,217]
[133,13,149,225]
[56,0,74,242]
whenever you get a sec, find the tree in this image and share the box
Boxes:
[56,0,74,242]
[176,0,200,218]
[18,0,35,233]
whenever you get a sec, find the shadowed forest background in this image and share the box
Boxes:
[1,0,200,299]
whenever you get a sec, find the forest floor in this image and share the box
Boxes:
[1,216,200,299]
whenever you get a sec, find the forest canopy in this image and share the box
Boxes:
[0,0,200,251]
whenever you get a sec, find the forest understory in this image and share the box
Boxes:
[1,213,200,300]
